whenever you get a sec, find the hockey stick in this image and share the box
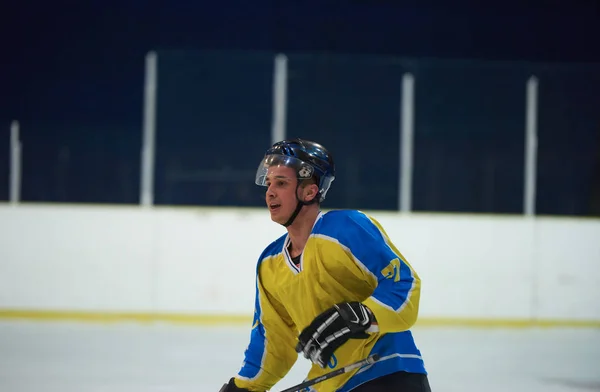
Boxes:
[278,354,380,392]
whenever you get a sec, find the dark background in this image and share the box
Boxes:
[0,0,599,215]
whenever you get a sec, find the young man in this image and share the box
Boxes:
[219,139,431,392]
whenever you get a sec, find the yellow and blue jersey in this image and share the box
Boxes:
[234,209,426,391]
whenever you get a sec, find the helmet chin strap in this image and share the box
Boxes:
[282,200,305,227]
[282,183,318,227]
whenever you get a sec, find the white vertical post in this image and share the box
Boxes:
[271,53,288,144]
[400,73,415,212]
[140,51,158,207]
[524,76,539,216]
[9,120,22,204]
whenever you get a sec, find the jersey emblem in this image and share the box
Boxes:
[381,258,401,282]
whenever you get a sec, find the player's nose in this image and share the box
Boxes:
[266,185,276,198]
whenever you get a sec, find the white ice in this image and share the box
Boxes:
[0,320,599,391]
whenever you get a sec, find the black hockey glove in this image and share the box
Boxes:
[296,302,374,368]
[218,378,251,392]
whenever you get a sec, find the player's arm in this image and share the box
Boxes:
[295,211,421,368]
[225,267,298,391]
[342,212,421,334]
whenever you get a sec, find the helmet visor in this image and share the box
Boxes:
[255,154,316,186]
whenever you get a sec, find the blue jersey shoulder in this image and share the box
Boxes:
[315,210,392,268]
[316,209,376,239]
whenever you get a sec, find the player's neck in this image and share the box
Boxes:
[286,206,319,257]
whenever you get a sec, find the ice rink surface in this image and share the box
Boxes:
[1,320,599,392]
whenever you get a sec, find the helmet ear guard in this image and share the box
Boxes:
[297,163,314,180]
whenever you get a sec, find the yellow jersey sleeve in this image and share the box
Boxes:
[234,265,298,391]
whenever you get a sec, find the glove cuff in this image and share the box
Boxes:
[220,377,249,392]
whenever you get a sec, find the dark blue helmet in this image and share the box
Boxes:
[255,138,336,202]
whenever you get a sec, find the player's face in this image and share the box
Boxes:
[264,165,299,224]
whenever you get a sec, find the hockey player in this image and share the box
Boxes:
[219,138,431,391]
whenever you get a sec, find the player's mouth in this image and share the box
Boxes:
[269,203,281,212]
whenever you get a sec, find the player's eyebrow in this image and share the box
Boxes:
[266,175,292,180]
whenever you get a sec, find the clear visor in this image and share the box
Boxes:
[255,154,314,186]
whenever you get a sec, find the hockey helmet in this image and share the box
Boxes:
[255,138,335,202]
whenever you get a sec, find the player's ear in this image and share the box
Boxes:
[302,181,319,202]
[304,182,319,203]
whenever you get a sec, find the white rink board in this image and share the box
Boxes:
[0,204,599,322]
